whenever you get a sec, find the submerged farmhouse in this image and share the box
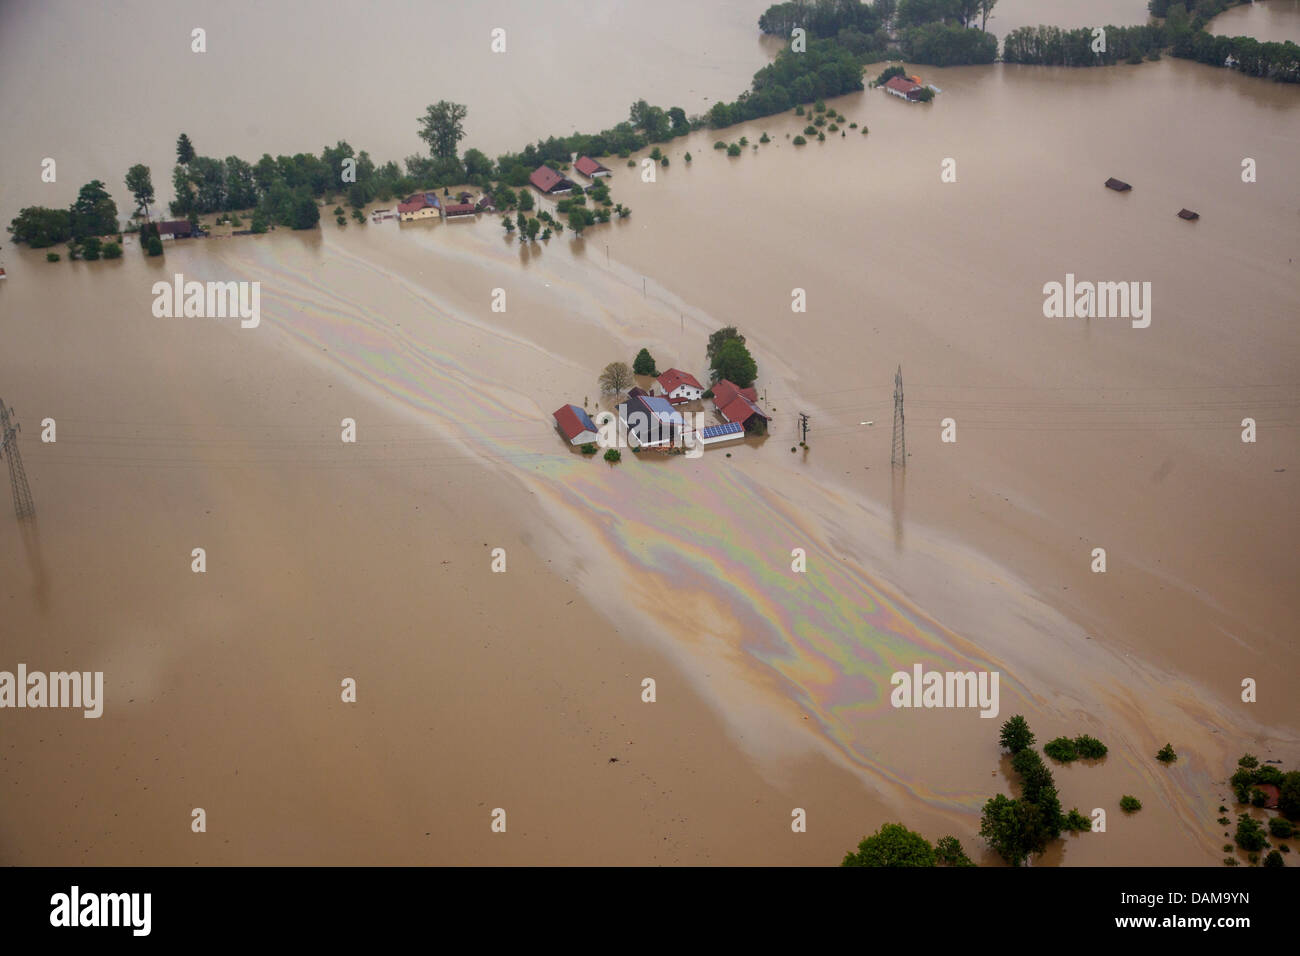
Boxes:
[883,75,925,101]
[619,387,684,448]
[553,404,599,445]
[653,368,705,404]
[573,155,611,179]
[712,379,769,433]
[398,192,441,221]
[529,165,576,195]
[156,219,195,240]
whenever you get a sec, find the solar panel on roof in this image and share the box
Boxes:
[700,422,743,439]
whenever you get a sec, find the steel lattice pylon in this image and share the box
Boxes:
[890,366,906,469]
[0,400,35,520]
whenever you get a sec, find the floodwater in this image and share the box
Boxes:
[1211,0,1300,42]
[1,1,1297,866]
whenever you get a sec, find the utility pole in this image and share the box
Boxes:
[0,399,35,520]
[798,412,810,444]
[891,365,906,468]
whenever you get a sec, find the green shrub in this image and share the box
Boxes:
[813,98,826,113]
[1044,738,1079,763]
[1251,788,1269,808]
[46,252,60,262]
[1062,809,1091,832]
[1264,850,1284,867]
[101,241,122,259]
[1074,735,1108,759]
[1120,795,1142,813]
[726,143,741,156]
[1156,743,1178,764]
[759,133,770,143]
[713,140,726,150]
[146,236,163,256]
[934,835,975,866]
[603,448,621,464]
[804,125,817,135]
[1238,754,1259,769]
[817,132,825,141]
[1268,817,1294,838]
[1235,814,1267,852]
[580,443,597,456]
[684,152,692,163]
[795,105,805,115]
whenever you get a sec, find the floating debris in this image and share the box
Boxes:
[1105,178,1132,192]
[1178,208,1199,221]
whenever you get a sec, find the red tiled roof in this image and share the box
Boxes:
[444,203,476,216]
[398,194,436,214]
[574,156,609,177]
[657,368,702,394]
[553,404,597,441]
[712,379,755,406]
[529,166,569,192]
[712,379,766,425]
[885,75,921,94]
[719,395,766,426]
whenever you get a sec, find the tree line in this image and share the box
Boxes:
[1004,4,1299,81]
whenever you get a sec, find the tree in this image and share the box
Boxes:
[979,794,1049,866]
[8,206,72,247]
[250,209,269,234]
[290,193,320,230]
[145,235,163,257]
[934,836,975,866]
[524,217,541,241]
[101,240,122,259]
[999,715,1034,754]
[79,236,102,260]
[463,147,493,183]
[707,326,745,362]
[710,338,758,387]
[125,164,155,217]
[69,180,118,239]
[598,361,634,394]
[1120,795,1142,813]
[176,133,195,164]
[417,101,468,159]
[978,0,997,31]
[1156,743,1178,764]
[1234,813,1267,851]
[633,348,657,376]
[1279,771,1300,820]
[517,189,534,212]
[603,448,622,463]
[842,823,935,867]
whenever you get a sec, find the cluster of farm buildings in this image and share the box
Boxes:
[553,368,771,454]
[371,155,613,224]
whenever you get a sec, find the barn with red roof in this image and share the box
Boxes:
[529,165,575,195]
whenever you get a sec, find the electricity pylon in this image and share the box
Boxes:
[0,399,35,520]
[891,366,906,469]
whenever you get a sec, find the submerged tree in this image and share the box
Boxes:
[632,348,658,376]
[176,133,196,165]
[842,823,935,867]
[417,101,468,159]
[125,164,155,217]
[598,361,634,394]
